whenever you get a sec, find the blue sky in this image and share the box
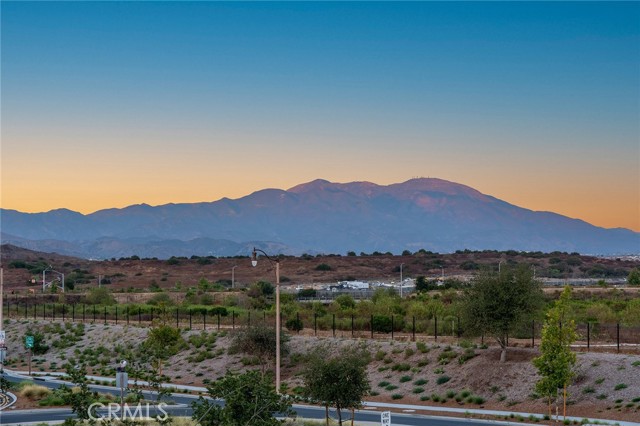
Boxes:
[2,1,639,231]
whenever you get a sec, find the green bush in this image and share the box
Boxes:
[412,387,425,394]
[391,394,404,400]
[399,375,412,383]
[391,363,411,372]
[436,376,451,385]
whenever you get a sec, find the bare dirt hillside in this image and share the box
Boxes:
[2,319,639,422]
[1,244,638,294]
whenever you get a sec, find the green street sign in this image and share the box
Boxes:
[25,335,34,349]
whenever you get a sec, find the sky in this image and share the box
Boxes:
[1,1,639,231]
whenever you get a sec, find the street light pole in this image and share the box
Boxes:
[251,248,281,393]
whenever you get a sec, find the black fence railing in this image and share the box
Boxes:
[3,300,639,352]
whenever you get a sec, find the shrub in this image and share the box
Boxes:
[315,263,332,271]
[595,378,605,385]
[413,379,427,386]
[473,396,486,404]
[20,384,51,400]
[391,394,404,400]
[385,384,398,391]
[399,376,412,383]
[412,387,425,394]
[582,387,595,394]
[614,383,628,391]
[446,390,457,398]
[405,348,415,358]
[431,393,441,402]
[436,376,451,385]
[285,317,303,332]
[416,342,429,353]
[378,381,390,387]
[392,363,411,372]
[375,350,386,361]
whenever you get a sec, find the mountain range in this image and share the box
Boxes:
[1,178,638,258]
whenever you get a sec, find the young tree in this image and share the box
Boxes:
[143,323,185,376]
[228,325,289,376]
[461,265,543,362]
[61,362,98,424]
[628,268,640,286]
[302,343,371,426]
[533,286,577,420]
[192,370,293,426]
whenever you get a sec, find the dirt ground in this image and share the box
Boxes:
[2,319,639,423]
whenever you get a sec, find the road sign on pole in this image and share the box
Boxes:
[381,411,391,426]
[0,331,5,346]
[25,335,34,349]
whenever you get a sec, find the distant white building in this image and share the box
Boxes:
[339,280,370,290]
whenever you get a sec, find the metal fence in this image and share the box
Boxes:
[3,300,639,353]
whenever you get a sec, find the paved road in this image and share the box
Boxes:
[0,404,535,426]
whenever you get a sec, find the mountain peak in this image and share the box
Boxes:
[287,179,333,193]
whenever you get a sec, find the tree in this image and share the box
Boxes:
[84,287,116,305]
[228,325,289,375]
[192,370,293,426]
[461,265,543,362]
[533,286,577,420]
[302,343,371,425]
[61,362,98,424]
[142,324,186,376]
[628,268,640,286]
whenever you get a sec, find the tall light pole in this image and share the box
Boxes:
[251,247,281,392]
[399,263,404,298]
[0,268,5,364]
[231,266,237,289]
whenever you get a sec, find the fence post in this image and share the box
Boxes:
[217,313,221,331]
[587,322,590,351]
[126,306,129,326]
[435,316,438,341]
[189,309,192,330]
[351,314,354,338]
[617,322,620,353]
[532,320,535,348]
[296,312,300,334]
[412,316,416,342]
[115,306,118,325]
[370,315,374,339]
[72,304,75,322]
[176,308,179,328]
[104,306,107,325]
[314,313,317,336]
[332,314,336,337]
[391,315,394,340]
